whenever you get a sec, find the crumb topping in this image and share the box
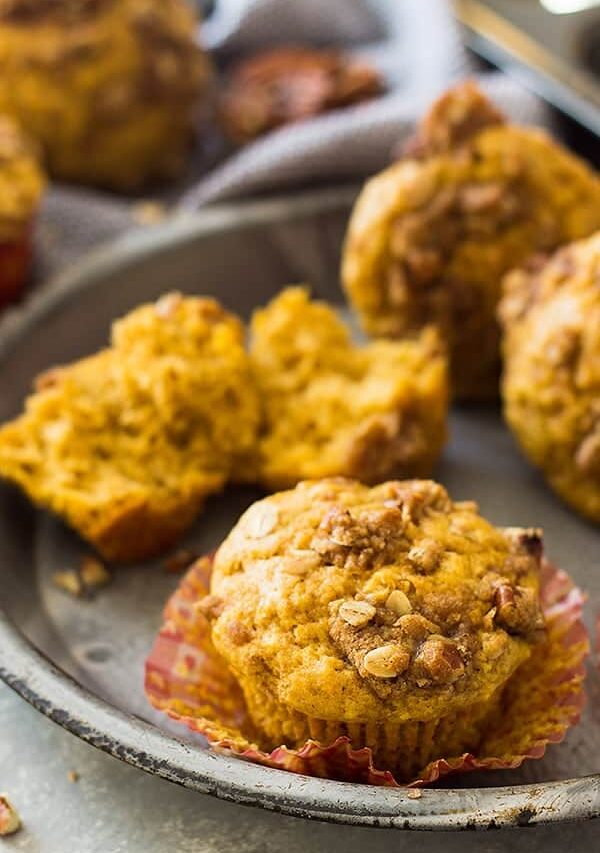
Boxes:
[342,82,600,399]
[500,231,600,521]
[402,80,505,159]
[210,478,545,716]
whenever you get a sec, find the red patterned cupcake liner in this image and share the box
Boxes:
[0,225,33,309]
[145,555,588,787]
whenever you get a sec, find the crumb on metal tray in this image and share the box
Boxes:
[67,770,80,783]
[52,556,111,598]
[0,794,21,836]
[406,788,423,799]
[132,200,168,226]
[52,569,84,597]
[80,556,111,589]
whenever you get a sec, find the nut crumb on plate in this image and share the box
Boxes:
[52,569,84,597]
[0,794,21,836]
[80,555,111,589]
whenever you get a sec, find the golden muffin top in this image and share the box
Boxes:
[499,231,600,518]
[341,82,600,399]
[0,115,43,239]
[208,478,544,723]
[0,0,208,104]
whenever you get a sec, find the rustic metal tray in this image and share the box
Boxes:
[0,188,599,829]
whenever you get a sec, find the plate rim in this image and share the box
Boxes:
[1,187,598,830]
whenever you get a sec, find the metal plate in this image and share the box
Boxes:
[454,0,600,137]
[0,188,599,829]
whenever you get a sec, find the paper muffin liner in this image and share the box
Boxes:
[0,226,33,309]
[145,555,588,787]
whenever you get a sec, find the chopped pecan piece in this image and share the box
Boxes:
[493,583,544,637]
[407,538,441,573]
[402,80,505,159]
[502,527,544,560]
[412,636,465,685]
[219,46,384,144]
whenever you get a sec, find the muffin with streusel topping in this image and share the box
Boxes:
[499,231,600,522]
[204,477,545,780]
[0,0,211,190]
[342,81,600,399]
[0,114,44,307]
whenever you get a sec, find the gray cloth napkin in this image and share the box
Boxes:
[37,0,552,277]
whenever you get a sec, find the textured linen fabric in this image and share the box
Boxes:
[32,0,552,277]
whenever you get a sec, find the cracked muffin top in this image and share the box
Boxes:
[208,478,544,723]
[341,81,600,400]
[499,231,600,521]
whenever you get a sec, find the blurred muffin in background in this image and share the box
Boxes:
[0,115,44,308]
[0,0,211,191]
[342,82,600,400]
[219,45,384,144]
[499,232,600,523]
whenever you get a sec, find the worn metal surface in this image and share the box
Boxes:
[0,188,599,831]
[454,0,600,137]
[2,685,599,852]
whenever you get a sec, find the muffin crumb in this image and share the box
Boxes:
[0,794,20,836]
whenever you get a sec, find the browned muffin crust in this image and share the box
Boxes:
[402,79,505,159]
[0,0,113,22]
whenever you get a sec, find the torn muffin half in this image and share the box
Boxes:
[0,293,261,562]
[245,287,448,490]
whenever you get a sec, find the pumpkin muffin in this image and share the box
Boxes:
[205,478,545,780]
[0,293,261,562]
[247,287,448,489]
[0,114,44,307]
[341,81,600,400]
[0,0,211,191]
[499,231,600,523]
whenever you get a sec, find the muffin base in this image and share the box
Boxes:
[242,687,503,782]
[146,557,588,786]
